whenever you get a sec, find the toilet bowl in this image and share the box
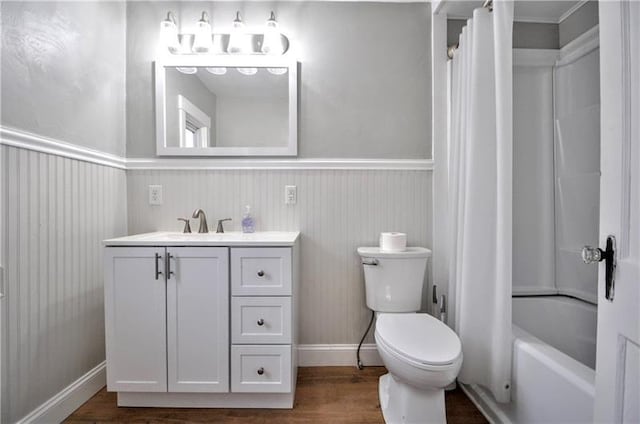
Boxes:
[375,313,463,424]
[357,246,463,424]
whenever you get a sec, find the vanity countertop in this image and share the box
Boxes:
[104,231,300,247]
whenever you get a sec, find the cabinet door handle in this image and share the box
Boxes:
[166,253,175,280]
[257,367,265,375]
[257,270,265,277]
[155,253,163,280]
[257,319,265,326]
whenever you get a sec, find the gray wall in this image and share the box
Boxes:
[215,96,288,148]
[512,22,559,50]
[448,1,599,50]
[0,1,126,156]
[127,1,432,159]
[0,3,128,422]
[559,0,598,47]
[448,19,559,49]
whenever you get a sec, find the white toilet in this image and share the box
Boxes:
[358,247,463,424]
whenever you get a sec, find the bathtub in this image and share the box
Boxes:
[462,296,597,423]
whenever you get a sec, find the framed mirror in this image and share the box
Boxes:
[155,55,298,156]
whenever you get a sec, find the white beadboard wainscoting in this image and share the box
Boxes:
[127,168,433,348]
[1,145,127,423]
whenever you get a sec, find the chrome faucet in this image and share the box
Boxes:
[192,208,209,233]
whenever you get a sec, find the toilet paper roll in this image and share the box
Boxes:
[379,232,407,252]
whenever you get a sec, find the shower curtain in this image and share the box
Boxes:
[449,1,513,403]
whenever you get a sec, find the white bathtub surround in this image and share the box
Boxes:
[462,295,597,423]
[462,298,597,423]
[511,27,600,305]
[553,33,600,304]
[463,324,595,424]
[512,51,557,295]
[448,1,513,403]
[513,296,596,369]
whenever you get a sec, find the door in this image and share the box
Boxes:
[104,247,167,392]
[166,247,229,392]
[594,2,640,422]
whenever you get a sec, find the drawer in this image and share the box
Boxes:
[231,345,292,393]
[232,297,291,344]
[231,248,292,296]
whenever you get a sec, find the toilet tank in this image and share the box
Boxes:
[357,247,431,313]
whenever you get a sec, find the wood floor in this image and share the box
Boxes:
[66,367,487,423]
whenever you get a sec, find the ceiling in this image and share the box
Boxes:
[439,0,586,24]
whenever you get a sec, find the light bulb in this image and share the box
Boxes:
[206,67,227,75]
[261,12,284,55]
[160,12,180,53]
[227,11,251,54]
[176,67,197,74]
[192,12,212,53]
[237,67,258,76]
[267,67,288,75]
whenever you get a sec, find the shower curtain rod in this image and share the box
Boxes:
[446,0,493,59]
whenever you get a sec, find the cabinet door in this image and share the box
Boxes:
[104,247,167,392]
[167,247,229,392]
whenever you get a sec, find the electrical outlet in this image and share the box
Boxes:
[285,185,297,205]
[149,185,163,205]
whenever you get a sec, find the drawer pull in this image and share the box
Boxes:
[257,367,265,375]
[257,270,265,277]
[257,318,265,326]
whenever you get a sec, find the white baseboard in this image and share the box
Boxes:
[297,343,383,367]
[17,361,106,424]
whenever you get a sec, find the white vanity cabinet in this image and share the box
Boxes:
[103,231,299,408]
[104,247,229,393]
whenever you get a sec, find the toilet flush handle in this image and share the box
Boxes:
[362,258,379,266]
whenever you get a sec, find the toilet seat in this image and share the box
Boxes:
[375,313,462,369]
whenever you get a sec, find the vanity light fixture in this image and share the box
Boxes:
[160,11,180,53]
[159,10,290,57]
[192,12,213,53]
[261,12,284,55]
[267,67,288,75]
[227,11,250,54]
[176,67,198,75]
[237,67,258,76]
[206,67,227,75]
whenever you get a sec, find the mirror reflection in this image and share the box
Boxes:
[164,66,289,149]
